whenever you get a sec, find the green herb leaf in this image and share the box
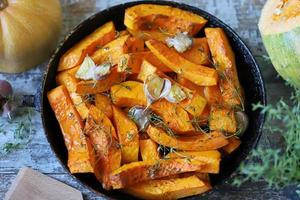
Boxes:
[234,87,300,196]
[1,108,34,155]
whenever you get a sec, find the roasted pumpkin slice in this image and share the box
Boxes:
[76,67,125,95]
[203,85,223,105]
[56,71,89,119]
[110,81,147,107]
[138,60,193,98]
[124,175,211,200]
[181,38,211,66]
[58,21,116,71]
[91,35,144,66]
[118,30,130,37]
[47,85,94,173]
[179,92,207,117]
[138,61,204,117]
[146,40,218,86]
[177,75,205,97]
[198,104,211,125]
[95,94,113,120]
[147,125,228,151]
[151,99,195,134]
[167,150,221,174]
[109,157,205,189]
[56,65,80,80]
[205,28,244,108]
[127,28,168,43]
[112,106,139,163]
[222,137,241,154]
[209,106,237,133]
[124,4,207,36]
[84,105,121,189]
[137,60,167,82]
[118,51,171,74]
[139,139,160,161]
[194,173,210,182]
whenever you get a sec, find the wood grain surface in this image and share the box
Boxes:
[4,167,83,200]
[0,0,297,200]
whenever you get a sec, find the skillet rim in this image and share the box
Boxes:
[41,1,267,199]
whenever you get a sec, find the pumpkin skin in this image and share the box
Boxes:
[259,0,300,88]
[0,0,62,73]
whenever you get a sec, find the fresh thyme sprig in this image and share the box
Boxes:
[233,87,300,196]
[0,108,34,155]
[149,112,177,137]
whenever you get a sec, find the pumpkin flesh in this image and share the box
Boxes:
[47,86,94,173]
[147,125,228,151]
[146,40,218,86]
[58,21,116,71]
[124,175,211,200]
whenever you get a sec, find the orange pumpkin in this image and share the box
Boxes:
[0,0,62,73]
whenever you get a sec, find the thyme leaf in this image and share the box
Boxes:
[233,87,300,197]
[149,112,177,137]
[0,108,34,155]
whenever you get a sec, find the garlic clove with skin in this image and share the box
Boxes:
[166,32,193,53]
[75,56,112,81]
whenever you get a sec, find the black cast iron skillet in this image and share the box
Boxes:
[41,1,266,199]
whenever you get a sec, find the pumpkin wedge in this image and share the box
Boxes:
[47,85,94,173]
[118,30,130,37]
[76,67,125,95]
[209,106,237,133]
[138,61,206,117]
[118,51,171,74]
[124,175,211,200]
[139,139,160,161]
[127,28,168,43]
[177,75,205,97]
[109,157,205,189]
[151,100,195,134]
[181,38,211,66]
[166,150,221,174]
[84,106,121,189]
[205,28,244,107]
[110,81,147,107]
[95,94,113,120]
[58,21,116,71]
[57,65,80,80]
[198,105,211,125]
[91,35,144,66]
[137,60,169,82]
[179,92,207,117]
[222,137,241,154]
[146,40,218,86]
[112,106,139,163]
[124,4,207,36]
[138,60,193,97]
[147,125,228,151]
[194,173,210,182]
[203,85,223,105]
[56,71,89,119]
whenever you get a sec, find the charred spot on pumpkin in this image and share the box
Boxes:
[140,21,155,30]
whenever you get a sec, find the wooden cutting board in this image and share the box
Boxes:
[5,167,83,200]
